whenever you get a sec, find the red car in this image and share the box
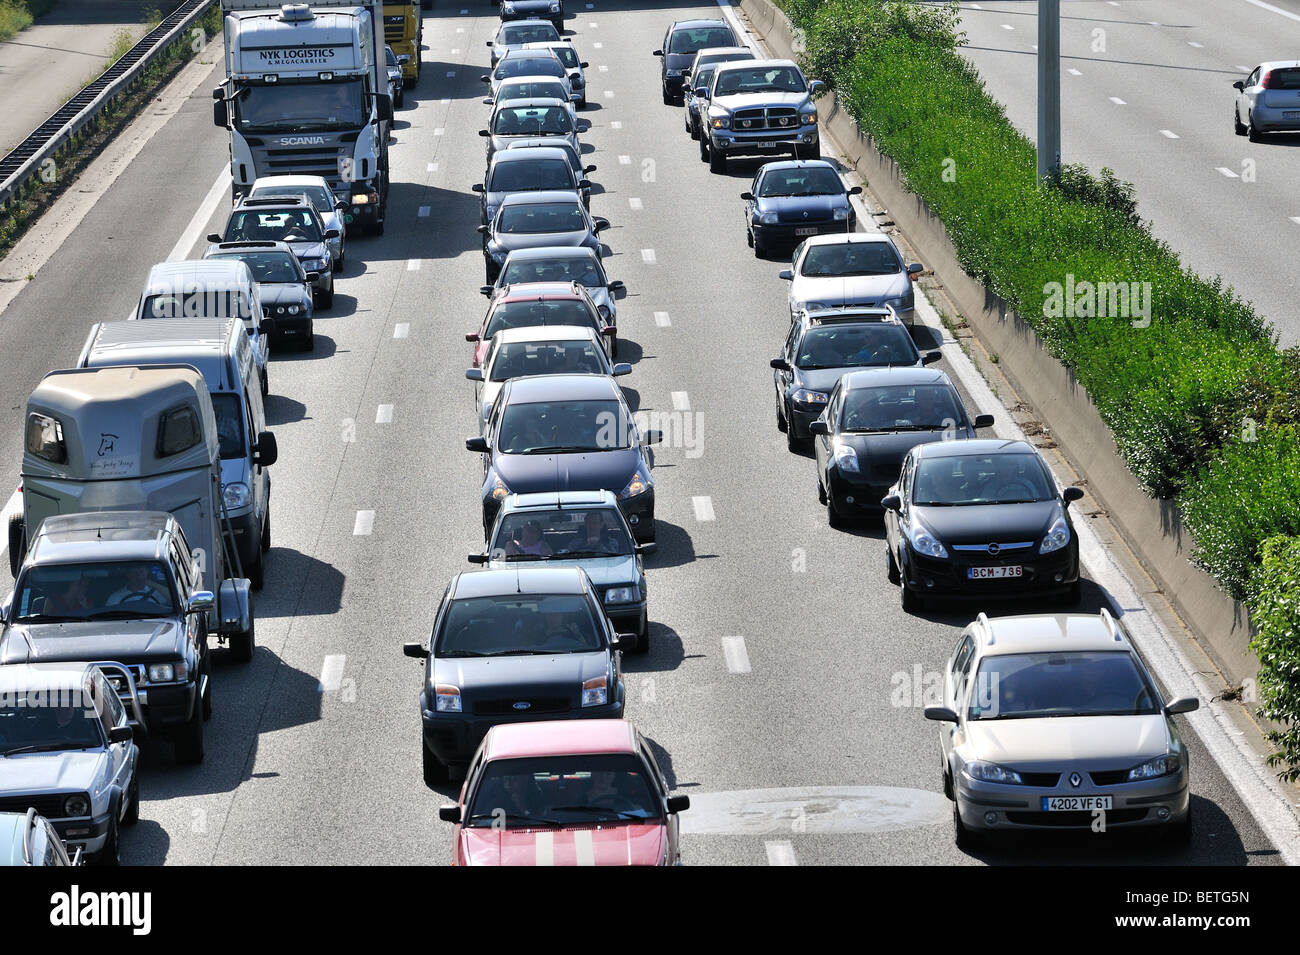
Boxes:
[439,719,688,866]
[466,282,615,367]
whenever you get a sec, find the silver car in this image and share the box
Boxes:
[924,610,1198,848]
[247,175,348,270]
[479,191,608,282]
[1233,61,1300,140]
[483,50,567,101]
[522,40,588,107]
[504,137,595,207]
[484,76,577,125]
[683,46,754,139]
[484,246,623,321]
[487,18,561,67]
[385,44,407,109]
[779,233,922,325]
[480,98,586,166]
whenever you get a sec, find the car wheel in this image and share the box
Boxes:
[632,611,650,655]
[776,394,788,433]
[953,800,982,851]
[7,513,25,578]
[320,284,334,309]
[817,474,827,505]
[1233,104,1247,136]
[1248,112,1261,142]
[754,235,768,259]
[611,337,619,359]
[247,547,264,591]
[901,580,925,613]
[699,135,709,163]
[786,425,803,454]
[96,813,121,866]
[709,144,727,173]
[690,117,700,141]
[941,764,954,800]
[337,245,345,270]
[173,705,205,765]
[423,737,450,787]
[746,227,754,248]
[260,368,269,397]
[886,545,901,585]
[373,217,385,236]
[123,775,140,825]
[662,84,672,105]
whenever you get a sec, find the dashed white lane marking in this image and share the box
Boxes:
[353,510,375,536]
[618,155,631,164]
[446,71,456,78]
[450,49,460,55]
[573,829,595,866]
[593,41,602,48]
[1067,68,1082,76]
[393,323,410,338]
[765,841,797,866]
[434,127,445,135]
[1246,0,1300,23]
[641,249,656,264]
[1109,96,1126,105]
[427,162,439,172]
[535,831,554,865]
[376,404,394,424]
[1001,23,1013,30]
[1216,166,1240,178]
[1159,129,1180,138]
[654,311,671,327]
[407,259,421,271]
[1187,41,1203,48]
[692,496,715,521]
[456,27,464,32]
[610,121,622,129]
[629,197,643,210]
[459,7,468,13]
[588,21,597,27]
[598,64,608,72]
[1289,216,1300,225]
[604,90,614,99]
[418,206,431,217]
[318,655,346,693]
[721,636,750,674]
[671,391,691,411]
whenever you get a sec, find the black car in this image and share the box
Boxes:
[203,241,315,351]
[498,0,565,34]
[810,368,993,527]
[206,197,337,308]
[742,160,861,257]
[479,191,607,284]
[403,566,634,784]
[771,307,940,451]
[882,439,1085,612]
[467,374,660,542]
[473,146,590,228]
[652,19,739,104]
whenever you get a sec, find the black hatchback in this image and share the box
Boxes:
[653,19,739,103]
[882,439,1084,612]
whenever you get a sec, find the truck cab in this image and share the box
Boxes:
[383,1,421,86]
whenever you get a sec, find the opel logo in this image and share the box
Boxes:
[1069,772,1082,788]
[987,542,1000,556]
[512,701,531,711]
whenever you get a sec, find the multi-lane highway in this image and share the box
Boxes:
[0,0,1291,865]
[957,0,1300,346]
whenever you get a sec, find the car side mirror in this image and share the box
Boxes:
[593,217,610,232]
[108,726,134,744]
[467,553,488,564]
[253,430,278,467]
[485,40,493,47]
[466,332,480,342]
[921,351,942,365]
[613,633,638,650]
[479,129,490,138]
[584,164,597,174]
[777,269,794,280]
[808,419,829,436]
[480,76,490,84]
[471,183,485,192]
[398,54,411,65]
[206,233,222,243]
[466,436,489,453]
[666,794,690,813]
[1165,696,1200,715]
[612,362,632,377]
[439,805,462,823]
[740,191,754,201]
[1232,80,1245,90]
[187,591,215,614]
[848,186,862,196]
[324,228,340,239]
[1062,486,1084,506]
[335,199,348,211]
[600,325,616,337]
[973,413,995,429]
[580,61,589,68]
[479,285,494,296]
[608,280,625,292]
[403,642,430,659]
[465,368,484,382]
[881,494,902,512]
[306,271,321,283]
[770,357,791,371]
[643,429,663,445]
[476,225,489,235]
[923,706,959,722]
[652,49,664,56]
[908,263,923,282]
[482,96,494,105]
[809,79,826,95]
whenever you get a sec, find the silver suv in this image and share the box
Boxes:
[701,58,823,173]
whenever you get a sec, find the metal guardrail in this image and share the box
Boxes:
[0,0,216,209]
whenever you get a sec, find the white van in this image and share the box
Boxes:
[133,260,271,395]
[76,318,276,589]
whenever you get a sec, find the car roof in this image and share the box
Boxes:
[839,367,953,390]
[29,512,173,565]
[497,281,584,301]
[802,306,901,325]
[250,175,329,189]
[485,718,638,761]
[494,97,569,110]
[504,246,596,263]
[503,373,619,402]
[233,196,313,210]
[502,489,620,512]
[498,49,560,62]
[501,17,555,28]
[0,662,99,695]
[715,57,798,73]
[759,159,838,174]
[497,74,569,87]
[914,438,1035,459]
[1256,61,1300,71]
[493,324,601,344]
[972,611,1134,656]
[207,240,296,256]
[451,565,590,598]
[505,138,579,155]
[800,232,897,248]
[498,190,583,207]
[490,146,570,165]
[671,18,730,29]
[692,46,753,60]
[144,259,250,289]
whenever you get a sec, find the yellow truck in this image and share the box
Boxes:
[383,1,423,86]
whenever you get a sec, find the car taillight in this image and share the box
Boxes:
[1262,70,1274,89]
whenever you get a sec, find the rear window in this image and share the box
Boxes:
[489,158,574,192]
[551,46,579,69]
[212,393,247,460]
[142,290,251,320]
[669,26,735,54]
[1266,68,1300,89]
[489,340,604,381]
[208,251,301,284]
[497,200,585,234]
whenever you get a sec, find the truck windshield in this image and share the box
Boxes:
[13,560,178,623]
[234,78,365,132]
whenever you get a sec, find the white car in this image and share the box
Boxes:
[487,18,561,67]
[778,233,922,325]
[1233,61,1300,141]
[522,40,588,107]
[248,174,348,269]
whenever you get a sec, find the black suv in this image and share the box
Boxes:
[207,197,338,308]
[652,19,739,104]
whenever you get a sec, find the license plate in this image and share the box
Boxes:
[967,565,1023,579]
[1285,111,1300,119]
[1042,795,1112,812]
[795,227,819,237]
[752,140,778,148]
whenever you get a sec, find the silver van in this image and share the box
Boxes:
[76,319,274,590]
[133,260,271,396]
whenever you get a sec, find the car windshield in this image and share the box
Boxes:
[499,80,568,102]
[759,167,844,197]
[493,105,572,135]
[800,242,900,277]
[250,185,334,215]
[233,77,365,132]
[209,251,301,284]
[840,384,963,432]
[12,560,177,623]
[796,324,917,369]
[464,754,662,828]
[225,209,321,244]
[496,57,564,79]
[669,26,735,54]
[489,340,604,382]
[912,452,1055,506]
[503,22,559,45]
[714,65,805,95]
[489,158,574,192]
[435,593,603,656]
[0,697,103,754]
[497,201,585,234]
[490,507,634,559]
[967,651,1161,721]
[501,255,605,288]
[142,290,251,320]
[211,393,247,460]
[497,398,628,453]
[485,300,596,337]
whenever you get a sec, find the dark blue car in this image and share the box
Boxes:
[741,160,861,258]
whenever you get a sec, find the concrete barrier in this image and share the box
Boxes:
[733,0,1257,684]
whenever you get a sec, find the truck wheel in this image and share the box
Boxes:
[229,615,255,664]
[173,706,205,764]
[423,737,449,787]
[123,775,140,825]
[709,144,726,173]
[7,513,25,578]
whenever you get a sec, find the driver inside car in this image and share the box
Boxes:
[106,565,169,607]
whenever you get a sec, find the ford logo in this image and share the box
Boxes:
[512,701,531,711]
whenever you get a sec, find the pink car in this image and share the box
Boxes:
[439,719,688,866]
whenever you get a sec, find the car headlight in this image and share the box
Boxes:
[963,761,1024,785]
[832,206,851,221]
[581,674,608,707]
[222,482,250,509]
[907,522,948,558]
[709,113,730,129]
[307,257,329,271]
[1127,754,1180,781]
[489,475,510,501]
[832,442,860,473]
[605,585,641,605]
[793,301,828,313]
[880,293,913,310]
[147,663,176,683]
[287,304,300,315]
[434,684,462,713]
[801,108,817,124]
[1039,514,1071,554]
[757,211,780,225]
[63,794,91,818]
[619,469,650,499]
[550,2,560,11]
[790,388,828,407]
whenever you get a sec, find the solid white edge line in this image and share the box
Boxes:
[353,510,375,536]
[318,654,346,693]
[765,840,797,865]
[692,496,715,521]
[721,636,751,674]
[1245,0,1300,23]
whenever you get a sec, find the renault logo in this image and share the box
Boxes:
[987,542,1000,556]
[802,211,809,219]
[512,701,531,710]
[1069,772,1082,788]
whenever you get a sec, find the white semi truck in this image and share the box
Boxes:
[213,1,394,234]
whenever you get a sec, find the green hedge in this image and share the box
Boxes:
[1245,537,1300,782]
[783,0,1300,773]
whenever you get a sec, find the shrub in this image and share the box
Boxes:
[1245,537,1300,782]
